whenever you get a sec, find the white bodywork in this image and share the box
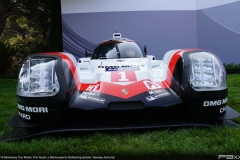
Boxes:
[73,53,178,85]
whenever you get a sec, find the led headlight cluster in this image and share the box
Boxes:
[17,57,60,97]
[189,52,227,91]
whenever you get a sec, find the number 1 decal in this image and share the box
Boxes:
[111,71,137,82]
[118,72,129,81]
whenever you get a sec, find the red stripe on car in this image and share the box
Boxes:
[43,52,82,89]
[43,49,198,99]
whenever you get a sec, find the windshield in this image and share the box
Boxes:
[91,41,144,59]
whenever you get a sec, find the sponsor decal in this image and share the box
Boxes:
[146,96,156,102]
[121,88,129,95]
[98,65,144,69]
[220,107,226,113]
[106,67,140,71]
[25,107,48,113]
[80,94,105,104]
[145,89,170,102]
[111,71,137,82]
[106,68,118,71]
[203,98,228,107]
[143,80,161,90]
[85,84,100,91]
[117,60,125,62]
[82,91,100,97]
[19,111,31,120]
[18,104,25,111]
[18,104,48,113]
[148,89,167,95]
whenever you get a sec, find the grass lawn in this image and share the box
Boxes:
[0,75,240,159]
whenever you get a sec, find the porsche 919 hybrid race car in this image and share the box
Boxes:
[1,33,240,141]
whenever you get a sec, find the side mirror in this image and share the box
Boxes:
[85,49,93,57]
[85,49,88,57]
[144,45,147,55]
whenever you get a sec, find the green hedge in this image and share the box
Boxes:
[224,63,240,74]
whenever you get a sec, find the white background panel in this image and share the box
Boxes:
[197,0,240,10]
[61,0,197,14]
[61,0,240,14]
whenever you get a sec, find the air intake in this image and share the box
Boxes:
[108,101,144,110]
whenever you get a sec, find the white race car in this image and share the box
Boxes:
[1,33,239,141]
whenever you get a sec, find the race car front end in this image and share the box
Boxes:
[1,35,240,142]
[8,50,239,130]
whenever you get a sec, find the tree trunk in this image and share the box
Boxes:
[0,6,6,36]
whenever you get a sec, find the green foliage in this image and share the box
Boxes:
[0,79,17,136]
[0,0,62,77]
[224,63,240,70]
[0,41,16,76]
[224,63,240,74]
[227,74,240,124]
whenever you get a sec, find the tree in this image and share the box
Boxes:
[0,0,28,36]
[0,41,15,75]
[0,0,63,77]
[0,0,56,37]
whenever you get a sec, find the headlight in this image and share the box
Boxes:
[189,52,227,91]
[17,57,60,97]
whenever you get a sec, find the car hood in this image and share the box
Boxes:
[77,58,166,98]
[79,58,161,83]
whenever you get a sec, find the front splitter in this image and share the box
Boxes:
[1,121,236,142]
[1,106,240,142]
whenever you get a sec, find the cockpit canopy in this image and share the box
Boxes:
[91,40,145,59]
